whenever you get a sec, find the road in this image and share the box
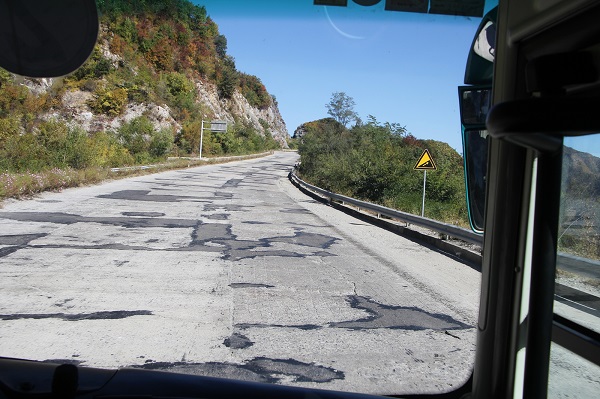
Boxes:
[0,152,481,395]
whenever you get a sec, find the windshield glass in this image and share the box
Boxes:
[0,0,494,395]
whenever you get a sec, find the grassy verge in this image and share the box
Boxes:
[0,152,273,205]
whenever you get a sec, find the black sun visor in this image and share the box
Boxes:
[0,0,98,78]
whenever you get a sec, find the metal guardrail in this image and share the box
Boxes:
[289,171,482,246]
[290,171,599,278]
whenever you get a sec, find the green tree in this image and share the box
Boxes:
[149,128,174,158]
[214,34,227,58]
[326,91,358,127]
[217,56,238,99]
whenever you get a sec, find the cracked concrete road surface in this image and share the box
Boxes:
[0,152,481,395]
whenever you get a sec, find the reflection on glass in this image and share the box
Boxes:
[555,136,600,334]
[473,21,496,62]
[461,89,491,125]
[463,129,489,231]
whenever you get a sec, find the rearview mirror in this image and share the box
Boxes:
[460,87,492,126]
[0,0,98,78]
[459,85,492,233]
[462,129,489,232]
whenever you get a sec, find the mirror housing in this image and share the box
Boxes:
[459,87,492,126]
[460,6,497,233]
[0,0,98,78]
[459,86,491,233]
[464,7,497,85]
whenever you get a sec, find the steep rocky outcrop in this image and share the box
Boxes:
[23,75,289,148]
[195,80,288,147]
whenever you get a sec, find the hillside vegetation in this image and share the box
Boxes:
[0,0,282,178]
[297,117,468,225]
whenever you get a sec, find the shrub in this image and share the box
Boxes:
[89,131,134,167]
[298,118,469,225]
[117,116,155,155]
[0,115,22,144]
[149,128,174,158]
[89,87,128,116]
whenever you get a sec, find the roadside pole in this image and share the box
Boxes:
[200,120,205,158]
[421,170,427,217]
[414,149,437,218]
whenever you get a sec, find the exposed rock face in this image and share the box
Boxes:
[58,89,182,134]
[22,75,288,148]
[195,80,288,147]
[19,31,288,148]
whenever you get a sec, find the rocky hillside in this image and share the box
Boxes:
[0,0,288,172]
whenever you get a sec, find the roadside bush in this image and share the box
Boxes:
[0,133,47,171]
[149,128,174,158]
[117,116,154,155]
[0,115,22,144]
[298,117,469,225]
[177,119,201,155]
[89,131,134,167]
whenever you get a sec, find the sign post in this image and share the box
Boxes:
[413,149,437,217]
[200,120,227,158]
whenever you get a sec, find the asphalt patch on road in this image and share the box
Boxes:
[222,179,243,188]
[203,204,249,212]
[205,213,229,220]
[1,310,153,321]
[191,223,339,261]
[223,333,254,349]
[280,208,312,214]
[121,212,165,217]
[0,233,47,246]
[330,296,471,331]
[229,283,275,289]
[0,233,48,258]
[136,357,344,384]
[230,296,469,333]
[0,212,199,229]
[0,215,338,260]
[270,231,339,249]
[98,190,207,203]
[236,323,322,331]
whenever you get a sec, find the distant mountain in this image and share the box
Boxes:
[559,146,599,259]
[562,146,600,198]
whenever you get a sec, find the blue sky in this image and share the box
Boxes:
[194,1,490,153]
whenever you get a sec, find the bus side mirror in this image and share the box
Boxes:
[462,128,489,233]
[459,5,497,233]
[459,86,491,233]
[0,0,98,78]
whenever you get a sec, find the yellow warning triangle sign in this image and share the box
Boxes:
[414,149,437,170]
